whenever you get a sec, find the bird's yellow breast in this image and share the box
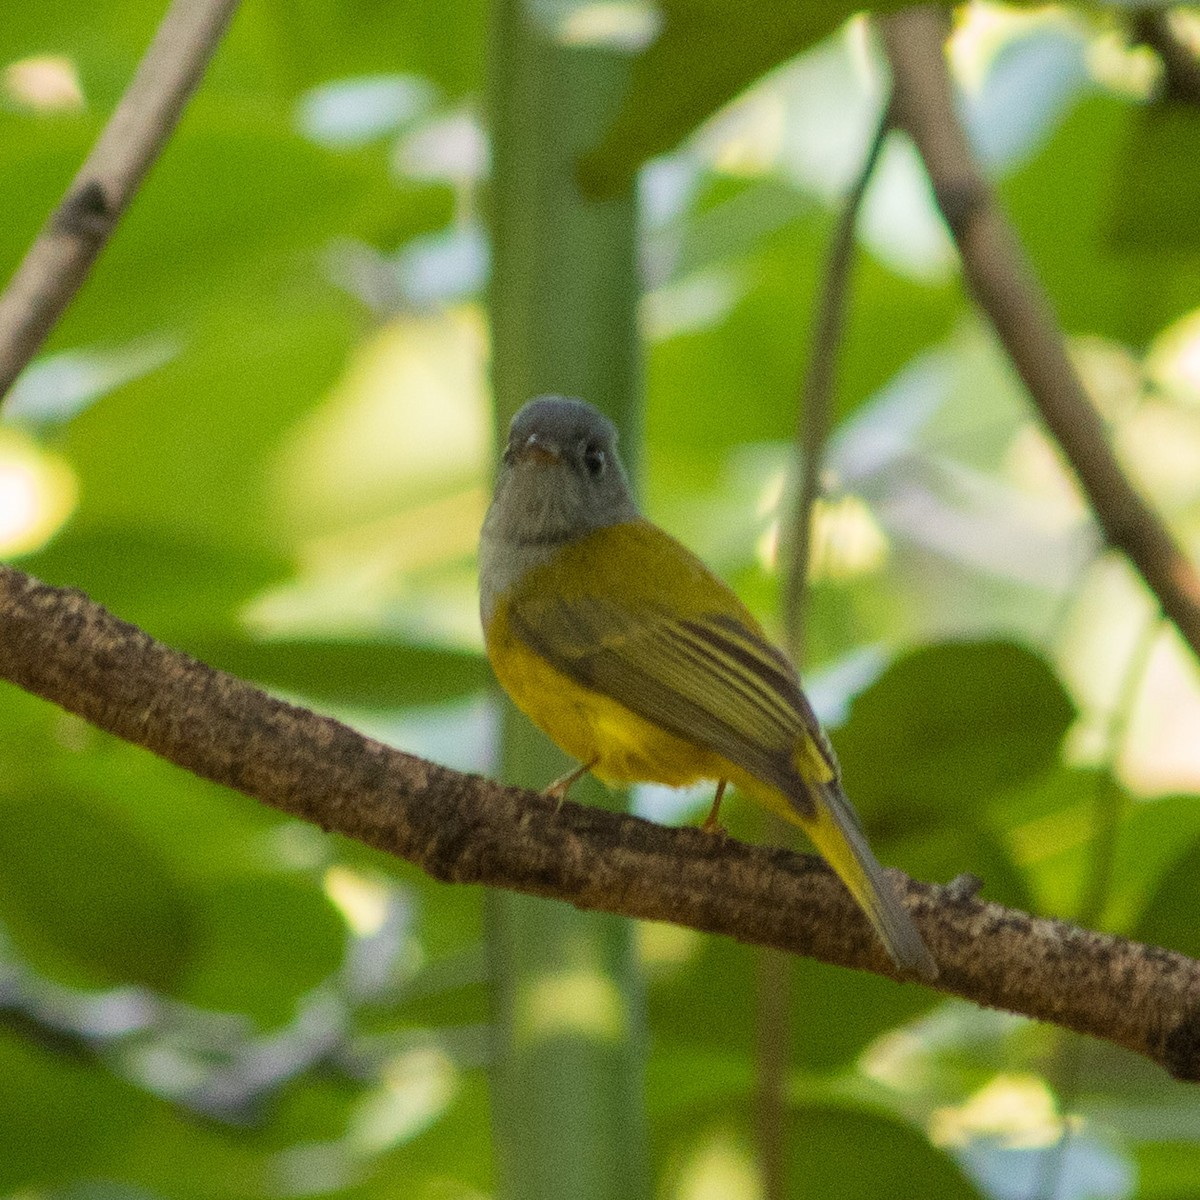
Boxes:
[482,520,823,822]
[485,599,729,788]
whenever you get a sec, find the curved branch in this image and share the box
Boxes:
[881,7,1200,663]
[0,0,242,403]
[1,563,1199,1080]
[782,101,891,656]
[763,102,893,1200]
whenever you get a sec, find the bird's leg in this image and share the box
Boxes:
[544,758,598,811]
[701,780,728,834]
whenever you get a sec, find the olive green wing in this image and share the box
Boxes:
[507,546,939,980]
[506,591,835,803]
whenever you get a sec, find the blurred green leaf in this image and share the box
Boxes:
[986,766,1104,921]
[368,1070,494,1194]
[381,944,489,1030]
[1135,1139,1200,1200]
[788,955,938,1072]
[786,1106,981,1197]
[263,1070,368,1148]
[18,527,291,643]
[1109,793,1200,934]
[1001,92,1200,343]
[178,874,347,1024]
[60,106,390,331]
[645,1045,755,1124]
[646,936,759,1057]
[0,116,95,270]
[248,0,486,95]
[658,176,815,279]
[0,104,439,349]
[834,640,1075,829]
[646,209,958,500]
[56,296,360,547]
[388,865,485,962]
[192,637,487,709]
[898,824,1034,912]
[579,1,912,197]
[0,788,193,991]
[94,1093,268,1198]
[655,1100,980,1195]
[0,0,187,83]
[1132,833,1200,958]
[47,1185,163,1200]
[1109,102,1200,254]
[996,770,1200,931]
[646,925,937,1075]
[0,1030,146,1191]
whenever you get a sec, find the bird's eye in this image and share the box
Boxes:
[582,442,606,477]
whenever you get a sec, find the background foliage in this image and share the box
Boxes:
[2,1,1200,1197]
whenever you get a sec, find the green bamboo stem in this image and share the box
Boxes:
[485,1,647,1196]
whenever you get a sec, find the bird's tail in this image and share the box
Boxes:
[797,781,938,982]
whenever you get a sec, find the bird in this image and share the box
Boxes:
[479,395,936,981]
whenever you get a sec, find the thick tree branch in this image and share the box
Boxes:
[1,563,1200,1079]
[0,0,242,403]
[881,7,1200,663]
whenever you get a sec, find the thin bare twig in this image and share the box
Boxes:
[1034,614,1161,1200]
[0,0,242,403]
[1077,616,1161,932]
[3,563,1200,1079]
[758,101,892,1200]
[753,943,789,1200]
[881,6,1200,664]
[782,102,892,655]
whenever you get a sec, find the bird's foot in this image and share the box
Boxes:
[542,758,598,811]
[699,781,728,836]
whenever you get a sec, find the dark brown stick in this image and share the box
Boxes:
[0,0,242,403]
[761,102,892,1200]
[881,6,1200,663]
[1134,10,1200,105]
[2,563,1199,1080]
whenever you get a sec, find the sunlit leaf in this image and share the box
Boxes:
[579,2,913,197]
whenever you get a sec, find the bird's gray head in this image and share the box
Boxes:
[483,396,638,546]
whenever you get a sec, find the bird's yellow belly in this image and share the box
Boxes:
[486,612,727,788]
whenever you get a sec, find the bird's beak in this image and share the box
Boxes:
[509,432,562,466]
